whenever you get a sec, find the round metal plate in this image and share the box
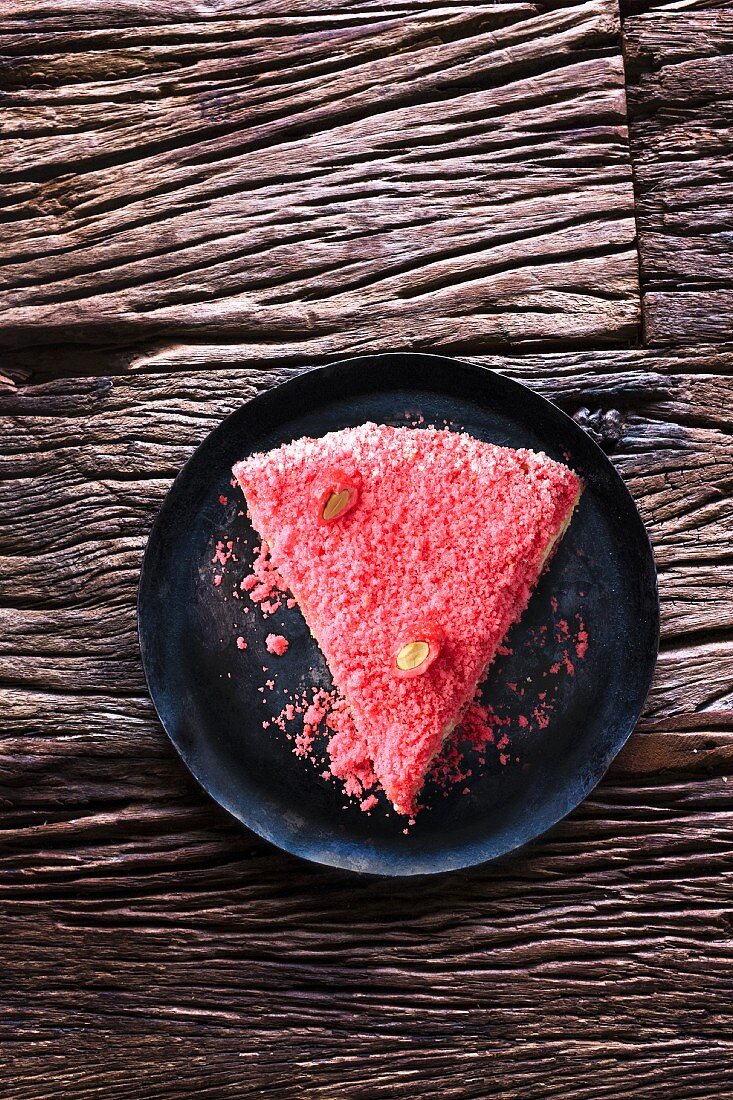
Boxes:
[138,353,659,875]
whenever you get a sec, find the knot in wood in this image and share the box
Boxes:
[573,406,625,452]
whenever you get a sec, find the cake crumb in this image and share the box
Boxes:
[236,636,247,650]
[212,540,233,567]
[239,541,289,617]
[575,615,589,659]
[265,634,289,656]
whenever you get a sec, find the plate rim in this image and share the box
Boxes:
[138,351,660,876]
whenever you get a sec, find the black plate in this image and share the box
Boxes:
[138,353,659,875]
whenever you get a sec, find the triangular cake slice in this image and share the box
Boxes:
[233,423,582,815]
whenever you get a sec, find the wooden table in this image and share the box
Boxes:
[2,3,732,1097]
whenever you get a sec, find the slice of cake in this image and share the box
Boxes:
[233,423,582,815]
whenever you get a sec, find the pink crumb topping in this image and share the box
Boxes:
[575,615,589,659]
[532,705,551,730]
[233,423,581,815]
[212,540,233,567]
[555,618,571,640]
[239,542,288,617]
[265,633,289,656]
[236,636,247,650]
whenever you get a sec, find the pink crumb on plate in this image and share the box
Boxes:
[265,633,289,656]
[239,542,288,617]
[575,615,589,659]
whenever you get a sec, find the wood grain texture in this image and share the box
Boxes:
[1,6,732,1097]
[622,0,732,12]
[0,1,640,351]
[1,348,731,1100]
[623,9,733,344]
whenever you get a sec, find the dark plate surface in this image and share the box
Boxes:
[138,353,659,875]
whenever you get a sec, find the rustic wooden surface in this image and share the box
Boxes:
[2,349,732,1099]
[1,3,733,1099]
[0,0,640,350]
[625,8,733,344]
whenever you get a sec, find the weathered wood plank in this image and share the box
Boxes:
[0,1,531,30]
[5,333,733,386]
[1,833,732,1100]
[622,0,732,14]
[0,1,639,350]
[2,1032,733,1100]
[623,10,733,344]
[1,577,730,698]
